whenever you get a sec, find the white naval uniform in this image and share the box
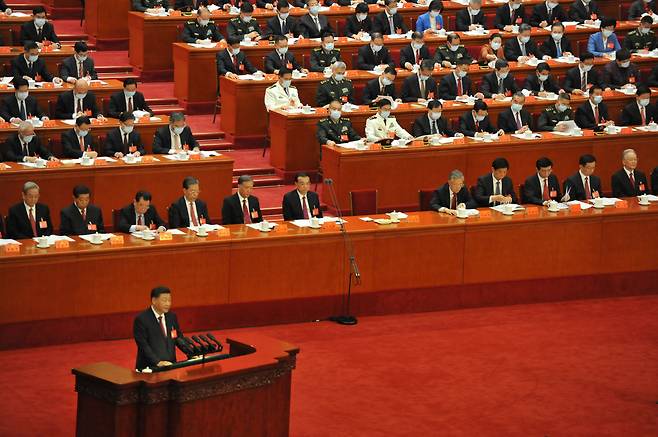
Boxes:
[264,81,302,112]
[365,112,413,142]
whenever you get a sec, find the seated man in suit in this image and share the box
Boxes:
[222,175,263,225]
[60,41,98,85]
[104,112,146,158]
[168,176,211,228]
[6,181,53,239]
[59,185,105,235]
[568,0,602,23]
[401,60,437,103]
[540,22,573,59]
[563,52,602,94]
[400,32,431,71]
[523,156,562,205]
[356,33,395,70]
[628,0,658,19]
[494,0,527,31]
[181,6,224,44]
[430,169,477,214]
[153,112,200,154]
[20,6,60,47]
[504,24,540,62]
[412,99,463,137]
[282,173,323,221]
[298,0,333,38]
[611,149,648,197]
[372,0,408,35]
[524,62,561,96]
[3,120,57,163]
[310,33,343,72]
[315,61,354,107]
[480,59,518,99]
[55,79,100,119]
[264,34,307,74]
[0,77,47,123]
[62,116,99,159]
[108,78,153,119]
[365,99,413,142]
[602,49,641,89]
[498,92,532,133]
[434,33,471,68]
[362,66,398,105]
[316,99,362,148]
[217,35,258,79]
[264,68,303,111]
[456,0,486,31]
[226,2,263,41]
[345,3,373,39]
[265,1,299,39]
[530,0,567,27]
[574,85,613,129]
[132,0,171,13]
[459,99,504,137]
[620,86,656,126]
[118,190,167,233]
[563,154,602,201]
[587,17,621,57]
[133,286,182,371]
[12,42,61,84]
[537,92,573,131]
[439,58,485,101]
[474,157,518,206]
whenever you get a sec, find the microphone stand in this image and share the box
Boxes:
[325,178,359,325]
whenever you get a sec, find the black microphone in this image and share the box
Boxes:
[183,336,202,354]
[199,335,217,352]
[192,335,210,354]
[207,333,224,352]
[175,338,193,356]
[324,178,333,185]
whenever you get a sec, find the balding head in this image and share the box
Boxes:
[18,121,34,136]
[622,148,638,171]
[74,79,89,94]
[198,6,211,20]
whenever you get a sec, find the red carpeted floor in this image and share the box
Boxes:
[1,295,657,436]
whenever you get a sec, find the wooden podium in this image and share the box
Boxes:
[72,335,299,437]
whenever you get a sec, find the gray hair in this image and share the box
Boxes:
[622,148,636,160]
[448,170,464,181]
[182,176,199,189]
[170,112,186,123]
[332,61,347,70]
[237,175,253,185]
[23,181,39,193]
[18,120,33,133]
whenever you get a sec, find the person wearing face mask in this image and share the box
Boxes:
[494,0,526,31]
[574,85,612,129]
[356,33,394,70]
[3,121,55,163]
[401,59,437,103]
[60,185,105,236]
[480,33,505,63]
[62,116,99,159]
[611,149,649,197]
[316,61,354,106]
[459,100,503,137]
[55,79,100,120]
[540,22,573,59]
[456,0,485,31]
[12,42,59,83]
[497,92,532,133]
[504,24,540,62]
[537,92,573,131]
[568,0,602,24]
[317,99,361,148]
[175,0,216,12]
[628,0,658,19]
[264,35,307,74]
[132,0,170,13]
[227,3,263,41]
[60,41,98,85]
[439,58,484,101]
[345,3,373,39]
[365,99,413,143]
[0,78,46,123]
[362,66,398,105]
[411,99,461,137]
[181,7,225,44]
[474,157,518,207]
[416,0,445,34]
[524,62,561,96]
[564,52,603,94]
[310,33,343,72]
[265,68,303,111]
[265,1,300,39]
[620,86,656,126]
[587,17,620,57]
[104,112,146,158]
[400,32,431,71]
[216,35,259,80]
[153,112,200,154]
[480,59,518,99]
[299,0,334,39]
[624,15,657,53]
[108,78,154,119]
[373,0,408,35]
[20,6,60,47]
[530,0,567,28]
[602,49,641,89]
[434,34,471,68]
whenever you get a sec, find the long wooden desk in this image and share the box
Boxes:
[0,11,31,46]
[321,128,658,212]
[84,0,132,50]
[0,153,234,229]
[0,45,74,76]
[1,201,656,349]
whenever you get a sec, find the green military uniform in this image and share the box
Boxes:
[537,105,573,131]
[624,28,657,52]
[434,45,472,65]
[227,17,262,41]
[316,117,361,151]
[315,77,354,107]
[310,47,343,72]
[181,20,224,43]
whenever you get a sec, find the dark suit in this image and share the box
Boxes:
[344,15,372,37]
[298,14,333,38]
[479,72,518,98]
[438,73,472,100]
[6,202,52,239]
[108,91,152,118]
[429,183,476,210]
[264,50,303,73]
[133,308,181,371]
[620,101,656,126]
[265,15,300,38]
[455,8,485,31]
[647,65,658,87]
[611,168,648,197]
[221,193,263,224]
[400,74,437,102]
[103,127,145,157]
[652,167,658,194]
[523,173,561,204]
[459,112,497,136]
[12,55,53,82]
[574,101,610,128]
[372,11,408,35]
[20,21,59,45]
[540,36,573,58]
[568,0,602,22]
[602,61,641,89]
[216,49,257,76]
[282,190,323,221]
[529,3,567,27]
[3,133,53,162]
[628,0,657,19]
[117,203,166,233]
[59,56,98,80]
[494,4,527,30]
[504,37,540,61]
[55,90,99,119]
[474,174,518,206]
[61,129,97,158]
[497,107,532,132]
[362,78,396,105]
[152,126,199,154]
[411,114,455,137]
[563,65,602,93]
[168,196,211,228]
[59,203,104,235]
[356,45,394,70]
[524,74,560,94]
[0,94,44,121]
[563,172,602,200]
[399,44,431,68]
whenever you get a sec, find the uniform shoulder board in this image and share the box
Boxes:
[368,115,378,120]
[335,48,341,52]
[319,118,328,122]
[230,17,239,22]
[209,20,216,24]
[344,77,353,83]
[267,84,278,89]
[313,47,322,51]
[289,85,297,89]
[320,78,329,84]
[187,21,196,24]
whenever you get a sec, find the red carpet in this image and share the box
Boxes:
[1,295,657,436]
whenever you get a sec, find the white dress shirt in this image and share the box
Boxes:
[297,190,312,217]
[151,306,166,336]
[490,174,503,205]
[185,198,199,225]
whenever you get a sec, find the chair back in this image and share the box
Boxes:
[349,189,378,215]
[418,189,434,211]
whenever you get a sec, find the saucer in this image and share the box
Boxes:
[502,211,515,216]
[36,243,50,249]
[308,224,322,229]
[638,201,650,206]
[196,232,208,237]
[547,208,560,213]
[89,240,104,245]
[593,204,605,209]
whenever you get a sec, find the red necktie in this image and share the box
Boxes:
[157,315,167,338]
[242,199,252,224]
[629,172,635,190]
[302,196,309,219]
[79,136,85,151]
[450,191,457,209]
[584,177,592,199]
[81,209,86,222]
[414,49,419,64]
[457,78,463,96]
[475,119,480,131]
[234,55,239,71]
[127,97,133,113]
[29,207,37,236]
[594,105,599,123]
[189,202,199,226]
[138,214,144,226]
[641,106,646,126]
[515,112,522,129]
[543,178,550,201]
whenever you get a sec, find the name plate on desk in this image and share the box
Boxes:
[406,214,420,222]
[158,232,173,241]
[54,240,69,249]
[109,235,124,245]
[217,228,231,237]
[42,120,57,127]
[525,206,539,215]
[273,223,288,233]
[615,200,629,208]
[478,210,491,218]
[3,244,19,254]
[569,204,581,213]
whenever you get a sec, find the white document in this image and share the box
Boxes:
[462,209,480,217]
[336,140,367,150]
[32,235,75,244]
[386,211,408,219]
[79,233,116,243]
[360,217,373,222]
[0,239,21,246]
[566,200,593,210]
[188,42,217,49]
[511,133,542,140]
[341,102,360,112]
[246,223,277,231]
[490,204,524,213]
[17,162,41,168]
[188,224,223,232]
[588,197,620,206]
[644,194,658,201]
[166,229,187,235]
[463,30,489,36]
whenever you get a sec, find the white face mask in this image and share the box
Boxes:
[34,17,46,27]
[602,29,613,38]
[371,44,383,52]
[173,126,185,135]
[511,103,523,112]
[356,13,367,22]
[121,125,134,134]
[490,41,501,50]
[475,114,486,122]
[27,54,38,63]
[412,42,424,51]
[334,73,345,81]
[619,61,630,68]
[470,8,480,15]
[76,54,88,62]
[388,7,397,15]
[556,103,568,112]
[429,111,442,120]
[379,110,390,118]
[16,91,28,101]
[381,77,393,86]
[449,44,459,52]
[75,93,87,100]
[581,64,593,72]
[639,98,650,107]
[277,47,288,55]
[419,74,429,81]
[198,19,209,26]
[281,79,292,88]
[231,47,240,56]
[547,2,558,9]
[309,5,320,15]
[640,27,651,35]
[324,42,334,51]
[77,129,89,138]
[552,33,563,41]
[242,15,252,23]
[457,70,467,78]
[497,71,509,80]
[538,74,548,82]
[279,12,289,20]
[519,35,530,44]
[22,134,35,143]
[592,95,603,104]
[124,90,136,98]
[511,2,521,9]
[430,11,440,17]
[330,109,341,120]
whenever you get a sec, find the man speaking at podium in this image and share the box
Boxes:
[133,286,183,371]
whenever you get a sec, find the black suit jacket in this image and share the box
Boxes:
[152,126,199,154]
[652,167,658,194]
[6,202,52,239]
[344,15,372,37]
[372,11,408,35]
[61,128,97,158]
[0,95,44,121]
[438,73,472,100]
[59,56,98,80]
[479,72,518,98]
[362,78,396,105]
[524,74,560,94]
[20,21,59,45]
[3,133,53,162]
[563,65,602,93]
[400,74,437,102]
[540,36,573,58]
[523,173,562,204]
[648,64,658,87]
[574,101,609,128]
[265,15,300,38]
[611,168,648,197]
[298,14,333,38]
[55,90,99,119]
[530,3,567,27]
[60,203,104,235]
[264,50,302,74]
[563,172,602,200]
[133,308,181,371]
[216,49,257,76]
[429,183,476,210]
[411,114,455,137]
[494,4,527,29]
[282,190,323,221]
[168,196,211,228]
[455,8,485,31]
[221,193,263,224]
[117,203,166,233]
[504,37,540,61]
[356,45,394,70]
[12,55,53,82]
[497,108,532,132]
[399,44,431,68]
[474,174,518,206]
[459,112,497,136]
[108,91,152,118]
[620,102,656,126]
[568,0,602,22]
[103,127,146,157]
